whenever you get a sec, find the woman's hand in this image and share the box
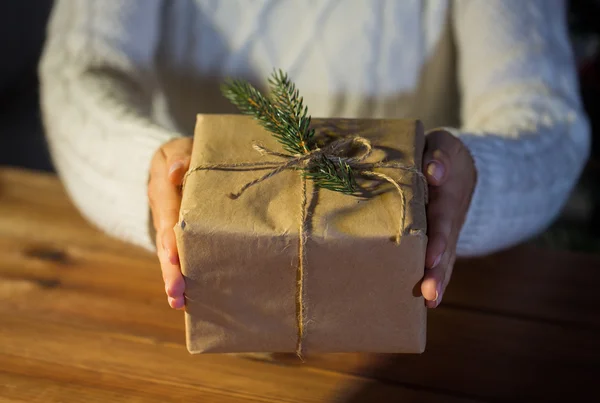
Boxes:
[148,137,192,309]
[421,130,476,308]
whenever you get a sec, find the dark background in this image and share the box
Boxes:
[1,0,598,252]
[0,1,54,172]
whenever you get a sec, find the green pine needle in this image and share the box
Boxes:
[221,70,357,194]
[221,76,308,155]
[305,155,357,194]
[268,69,315,153]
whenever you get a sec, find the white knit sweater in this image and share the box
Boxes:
[40,0,590,256]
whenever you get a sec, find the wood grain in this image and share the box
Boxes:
[444,248,599,330]
[1,167,599,403]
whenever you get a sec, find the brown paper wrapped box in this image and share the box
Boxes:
[175,114,428,355]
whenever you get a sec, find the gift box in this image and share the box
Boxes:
[175,112,428,356]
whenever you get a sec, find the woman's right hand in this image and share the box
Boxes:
[148,137,193,309]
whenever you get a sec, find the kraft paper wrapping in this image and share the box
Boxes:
[175,114,428,354]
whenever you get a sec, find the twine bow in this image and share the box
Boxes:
[183,135,427,358]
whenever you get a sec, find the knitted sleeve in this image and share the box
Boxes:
[39,0,179,251]
[451,0,591,256]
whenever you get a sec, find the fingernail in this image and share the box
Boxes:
[169,296,184,310]
[433,290,439,302]
[165,282,172,296]
[432,254,442,268]
[168,296,176,308]
[169,161,184,176]
[426,161,444,182]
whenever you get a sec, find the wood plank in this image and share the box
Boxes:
[0,314,478,403]
[1,259,597,402]
[0,168,150,258]
[0,234,162,304]
[0,354,265,403]
[0,275,180,345]
[282,306,600,403]
[443,247,600,330]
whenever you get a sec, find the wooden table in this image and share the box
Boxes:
[0,168,598,403]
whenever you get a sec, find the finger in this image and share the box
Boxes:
[423,129,463,186]
[423,190,462,306]
[422,180,465,307]
[162,223,180,266]
[149,154,181,247]
[422,244,447,306]
[162,138,193,185]
[424,189,453,270]
[422,234,449,303]
[421,253,443,304]
[422,249,455,308]
[168,156,191,185]
[423,148,451,186]
[424,253,456,308]
[157,232,186,307]
[149,160,183,286]
[423,182,461,303]
[168,296,185,310]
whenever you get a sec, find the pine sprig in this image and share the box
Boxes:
[221,77,308,155]
[221,70,357,194]
[305,155,357,194]
[268,70,315,153]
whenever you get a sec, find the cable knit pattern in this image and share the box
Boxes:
[40,0,590,255]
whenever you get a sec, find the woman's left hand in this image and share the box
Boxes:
[421,130,477,308]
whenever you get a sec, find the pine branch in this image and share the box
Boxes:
[268,70,314,153]
[221,78,308,155]
[305,155,357,194]
[221,70,358,195]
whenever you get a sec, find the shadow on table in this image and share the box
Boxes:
[331,354,475,403]
[333,351,593,403]
[339,362,461,403]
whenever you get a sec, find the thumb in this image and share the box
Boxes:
[423,132,452,186]
[162,138,193,184]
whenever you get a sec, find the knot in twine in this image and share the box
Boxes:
[183,135,428,359]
